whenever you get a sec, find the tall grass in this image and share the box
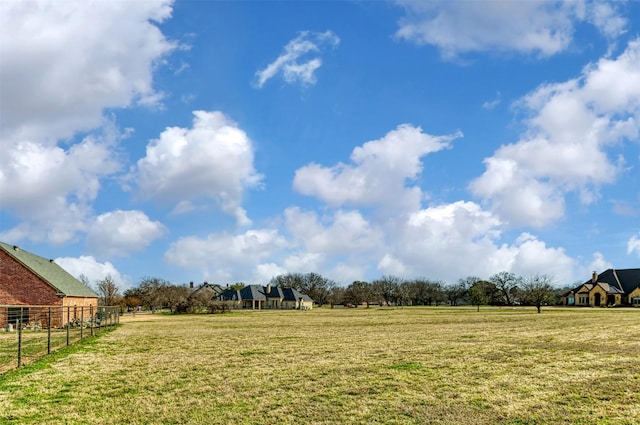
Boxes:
[1,307,638,424]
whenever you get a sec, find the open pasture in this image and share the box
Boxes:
[0,307,638,424]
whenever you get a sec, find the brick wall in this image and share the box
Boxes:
[62,296,98,323]
[0,249,62,306]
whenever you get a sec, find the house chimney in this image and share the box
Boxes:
[592,271,598,283]
[189,281,194,289]
[266,284,271,295]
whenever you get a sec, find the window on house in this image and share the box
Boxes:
[632,298,640,306]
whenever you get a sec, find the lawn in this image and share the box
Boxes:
[0,307,638,424]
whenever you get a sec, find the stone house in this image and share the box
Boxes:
[562,269,640,307]
[218,284,313,310]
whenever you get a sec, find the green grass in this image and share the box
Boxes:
[0,326,110,373]
[0,307,639,424]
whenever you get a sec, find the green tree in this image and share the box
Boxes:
[344,281,372,307]
[228,282,245,290]
[468,279,497,311]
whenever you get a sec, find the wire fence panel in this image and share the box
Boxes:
[0,305,119,374]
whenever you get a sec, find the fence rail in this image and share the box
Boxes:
[0,305,119,374]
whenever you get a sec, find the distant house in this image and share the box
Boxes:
[218,284,313,310]
[0,242,98,326]
[562,269,640,307]
[184,281,225,312]
[188,281,224,299]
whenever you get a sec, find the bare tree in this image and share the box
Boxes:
[522,274,555,313]
[163,285,190,313]
[415,280,445,306]
[96,275,120,306]
[445,280,468,306]
[490,271,521,305]
[269,273,304,289]
[269,272,336,306]
[372,275,401,306]
[78,274,92,289]
[136,277,171,313]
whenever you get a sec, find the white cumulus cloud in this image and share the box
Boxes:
[0,0,175,144]
[284,207,384,255]
[0,0,175,244]
[470,38,640,228]
[133,111,263,225]
[0,132,121,244]
[380,202,576,284]
[164,229,289,284]
[55,255,130,290]
[86,210,166,259]
[294,124,461,212]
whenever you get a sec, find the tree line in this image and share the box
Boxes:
[83,271,567,314]
[307,271,561,313]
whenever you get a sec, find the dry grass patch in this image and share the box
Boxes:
[1,307,639,424]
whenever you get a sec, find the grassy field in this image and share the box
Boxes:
[0,307,638,424]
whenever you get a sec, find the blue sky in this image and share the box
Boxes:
[1,0,639,290]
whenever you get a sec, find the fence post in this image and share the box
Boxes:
[66,306,70,346]
[80,306,84,340]
[17,307,23,367]
[47,307,52,354]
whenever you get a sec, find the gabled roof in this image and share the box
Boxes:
[568,269,640,296]
[218,284,313,303]
[241,285,267,300]
[613,269,640,294]
[595,282,624,295]
[219,289,242,301]
[189,282,224,299]
[282,287,313,303]
[0,242,98,298]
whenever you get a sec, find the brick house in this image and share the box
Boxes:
[562,269,640,307]
[0,242,98,327]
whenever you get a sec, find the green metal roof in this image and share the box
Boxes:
[0,242,98,298]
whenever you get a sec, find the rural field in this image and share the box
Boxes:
[0,307,638,424]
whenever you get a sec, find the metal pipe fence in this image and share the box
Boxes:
[0,305,119,374]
